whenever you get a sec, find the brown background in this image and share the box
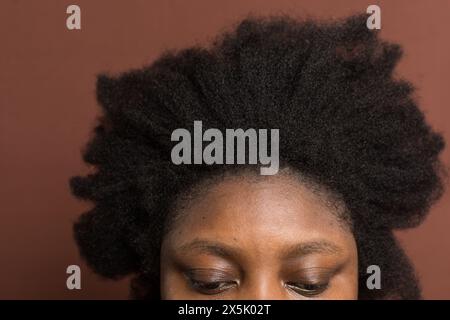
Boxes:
[1,0,449,299]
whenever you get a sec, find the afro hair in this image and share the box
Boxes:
[70,14,445,299]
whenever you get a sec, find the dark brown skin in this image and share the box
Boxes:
[160,172,358,299]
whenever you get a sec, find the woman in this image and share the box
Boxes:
[70,14,445,299]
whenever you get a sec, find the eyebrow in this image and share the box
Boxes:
[178,239,240,259]
[177,239,342,260]
[281,241,343,259]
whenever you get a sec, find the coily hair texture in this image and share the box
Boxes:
[70,15,445,299]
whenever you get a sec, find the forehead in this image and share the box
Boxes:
[164,173,354,255]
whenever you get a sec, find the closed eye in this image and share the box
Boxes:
[188,279,238,295]
[285,281,329,297]
[184,268,238,295]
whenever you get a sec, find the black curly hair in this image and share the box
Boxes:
[70,14,445,299]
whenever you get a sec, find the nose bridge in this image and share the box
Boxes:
[239,269,286,300]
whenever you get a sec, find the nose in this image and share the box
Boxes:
[237,274,287,300]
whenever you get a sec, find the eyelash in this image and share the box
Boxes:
[188,279,238,295]
[284,281,329,297]
[184,268,238,295]
[187,277,329,297]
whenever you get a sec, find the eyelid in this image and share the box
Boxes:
[292,266,336,277]
[184,268,239,295]
[284,266,337,292]
[286,262,344,280]
[184,268,237,282]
